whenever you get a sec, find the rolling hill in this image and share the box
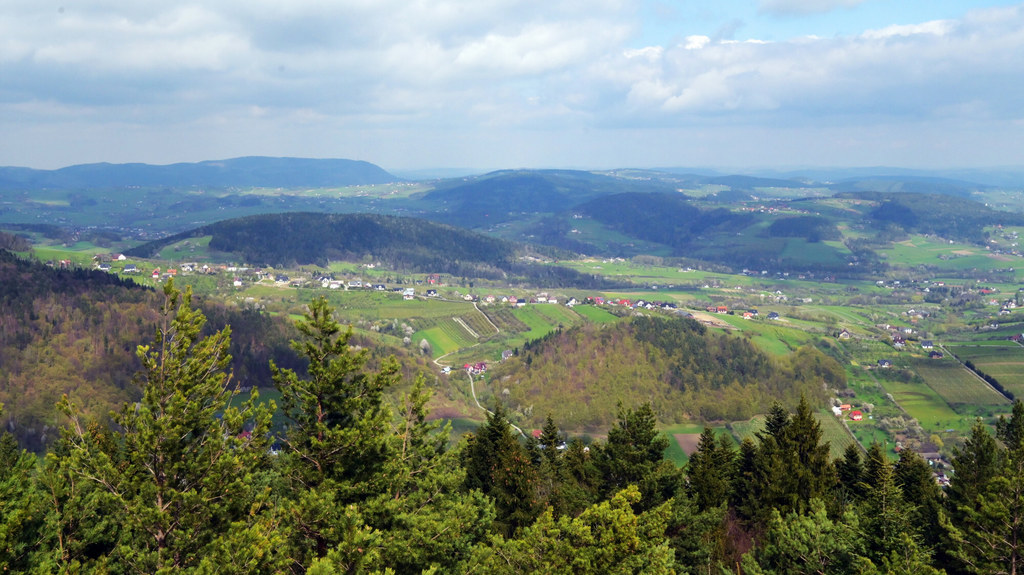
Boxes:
[124,212,617,288]
[0,156,399,190]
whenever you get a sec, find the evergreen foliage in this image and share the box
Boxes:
[54,281,279,573]
[5,279,1024,573]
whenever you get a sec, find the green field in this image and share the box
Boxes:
[946,344,1024,397]
[660,423,732,467]
[815,411,859,459]
[877,377,967,434]
[730,415,767,443]
[570,304,619,324]
[912,357,1010,410]
[414,319,477,357]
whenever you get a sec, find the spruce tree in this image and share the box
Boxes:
[947,405,1024,575]
[360,377,494,572]
[596,403,679,511]
[686,427,734,512]
[894,448,946,555]
[0,413,45,572]
[272,295,398,570]
[835,442,866,506]
[55,281,279,573]
[462,402,540,536]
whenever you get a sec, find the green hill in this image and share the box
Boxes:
[479,314,846,433]
[126,212,619,288]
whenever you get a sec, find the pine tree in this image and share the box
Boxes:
[596,403,679,511]
[462,486,676,574]
[462,402,540,536]
[0,413,45,572]
[686,427,735,512]
[55,281,279,573]
[947,406,1024,575]
[360,377,494,573]
[272,295,399,570]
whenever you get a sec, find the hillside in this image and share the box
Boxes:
[125,212,616,287]
[480,314,846,432]
[0,156,399,190]
[420,169,677,225]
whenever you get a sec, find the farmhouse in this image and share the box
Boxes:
[850,410,863,421]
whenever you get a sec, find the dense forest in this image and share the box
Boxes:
[486,316,844,429]
[126,212,621,288]
[0,249,311,451]
[840,191,1024,244]
[2,285,1024,574]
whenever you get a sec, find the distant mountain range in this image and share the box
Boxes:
[0,157,400,189]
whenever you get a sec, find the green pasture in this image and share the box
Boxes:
[660,423,731,467]
[876,378,966,434]
[946,344,1024,397]
[711,314,818,356]
[414,321,474,358]
[779,238,849,267]
[730,415,767,443]
[950,334,1023,345]
[912,357,1011,410]
[815,411,859,460]
[31,242,108,263]
[571,304,619,323]
[810,305,876,329]
[878,236,1001,271]
[157,236,212,260]
[512,306,573,340]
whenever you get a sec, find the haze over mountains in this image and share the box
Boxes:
[1,156,1023,190]
[0,157,398,190]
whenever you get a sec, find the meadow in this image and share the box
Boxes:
[876,377,967,435]
[946,343,1024,398]
[911,357,1010,411]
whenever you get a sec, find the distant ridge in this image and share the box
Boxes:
[0,156,400,189]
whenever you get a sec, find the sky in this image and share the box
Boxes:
[2,0,1023,172]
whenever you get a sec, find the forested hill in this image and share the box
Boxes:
[0,250,312,451]
[0,156,398,190]
[484,314,846,430]
[126,212,614,287]
[0,250,158,450]
[838,190,1024,243]
[421,169,678,225]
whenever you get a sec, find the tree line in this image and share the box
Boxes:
[3,283,1024,573]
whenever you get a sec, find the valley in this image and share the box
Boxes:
[8,166,1024,469]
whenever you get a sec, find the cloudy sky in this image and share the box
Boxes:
[2,0,1023,172]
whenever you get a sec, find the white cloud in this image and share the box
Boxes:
[684,35,711,50]
[861,19,954,40]
[1,1,1023,169]
[758,0,866,16]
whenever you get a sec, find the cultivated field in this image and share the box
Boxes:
[877,378,966,434]
[912,357,1010,409]
[946,344,1024,398]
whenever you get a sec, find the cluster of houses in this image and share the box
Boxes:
[705,306,780,321]
[831,403,867,421]
[463,362,488,376]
